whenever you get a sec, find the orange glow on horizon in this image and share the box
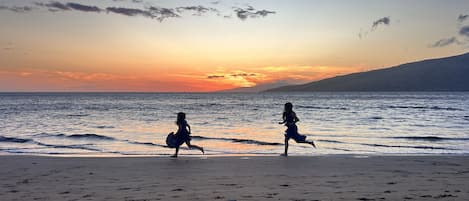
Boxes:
[0,64,364,92]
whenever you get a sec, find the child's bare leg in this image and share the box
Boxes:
[283,137,289,156]
[310,140,316,148]
[297,140,316,148]
[172,146,179,157]
[186,141,204,154]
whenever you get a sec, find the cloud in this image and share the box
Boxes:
[106,7,152,17]
[0,5,35,13]
[3,1,276,23]
[105,6,180,22]
[147,6,180,21]
[233,5,276,20]
[66,3,101,12]
[429,37,459,48]
[359,16,391,39]
[230,73,257,77]
[358,29,368,39]
[207,73,258,79]
[176,6,218,16]
[33,2,179,21]
[205,71,266,87]
[35,1,70,12]
[430,22,469,48]
[459,25,469,38]
[458,14,468,23]
[204,65,364,89]
[207,75,225,79]
[371,17,391,30]
[2,42,14,51]
[55,71,134,81]
[35,2,101,13]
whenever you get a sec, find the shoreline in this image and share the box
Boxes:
[2,152,469,158]
[2,155,469,200]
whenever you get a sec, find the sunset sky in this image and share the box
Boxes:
[1,0,468,92]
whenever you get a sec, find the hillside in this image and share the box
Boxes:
[265,53,469,92]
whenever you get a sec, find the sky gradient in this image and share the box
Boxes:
[1,0,469,92]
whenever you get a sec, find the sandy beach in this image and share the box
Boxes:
[1,155,468,201]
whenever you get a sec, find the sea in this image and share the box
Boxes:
[1,92,468,156]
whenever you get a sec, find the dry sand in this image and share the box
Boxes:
[1,155,469,201]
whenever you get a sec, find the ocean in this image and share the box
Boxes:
[1,92,468,156]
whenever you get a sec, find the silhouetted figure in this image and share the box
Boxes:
[171,112,204,158]
[279,102,316,156]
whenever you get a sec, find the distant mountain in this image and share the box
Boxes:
[265,52,469,92]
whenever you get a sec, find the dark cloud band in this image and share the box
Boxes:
[0,5,35,13]
[67,3,101,12]
[2,1,276,22]
[106,7,151,17]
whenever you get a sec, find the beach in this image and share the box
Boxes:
[1,155,468,201]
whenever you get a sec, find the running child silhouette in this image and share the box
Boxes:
[279,102,316,156]
[170,112,204,158]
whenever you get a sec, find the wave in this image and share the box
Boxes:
[66,134,115,140]
[388,105,463,111]
[317,138,458,151]
[35,133,115,141]
[358,143,457,150]
[0,136,32,143]
[317,139,346,144]
[67,114,90,117]
[124,140,167,148]
[389,136,469,141]
[369,116,384,120]
[192,136,283,146]
[328,147,352,152]
[33,133,167,148]
[368,127,391,130]
[96,125,115,129]
[1,150,81,155]
[297,105,348,110]
[35,142,102,152]
[0,135,104,152]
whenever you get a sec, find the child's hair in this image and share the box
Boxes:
[176,112,186,125]
[284,102,293,113]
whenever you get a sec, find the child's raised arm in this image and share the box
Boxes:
[279,112,287,124]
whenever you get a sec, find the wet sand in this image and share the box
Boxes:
[1,155,469,201]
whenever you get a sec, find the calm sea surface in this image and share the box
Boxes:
[1,92,468,156]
